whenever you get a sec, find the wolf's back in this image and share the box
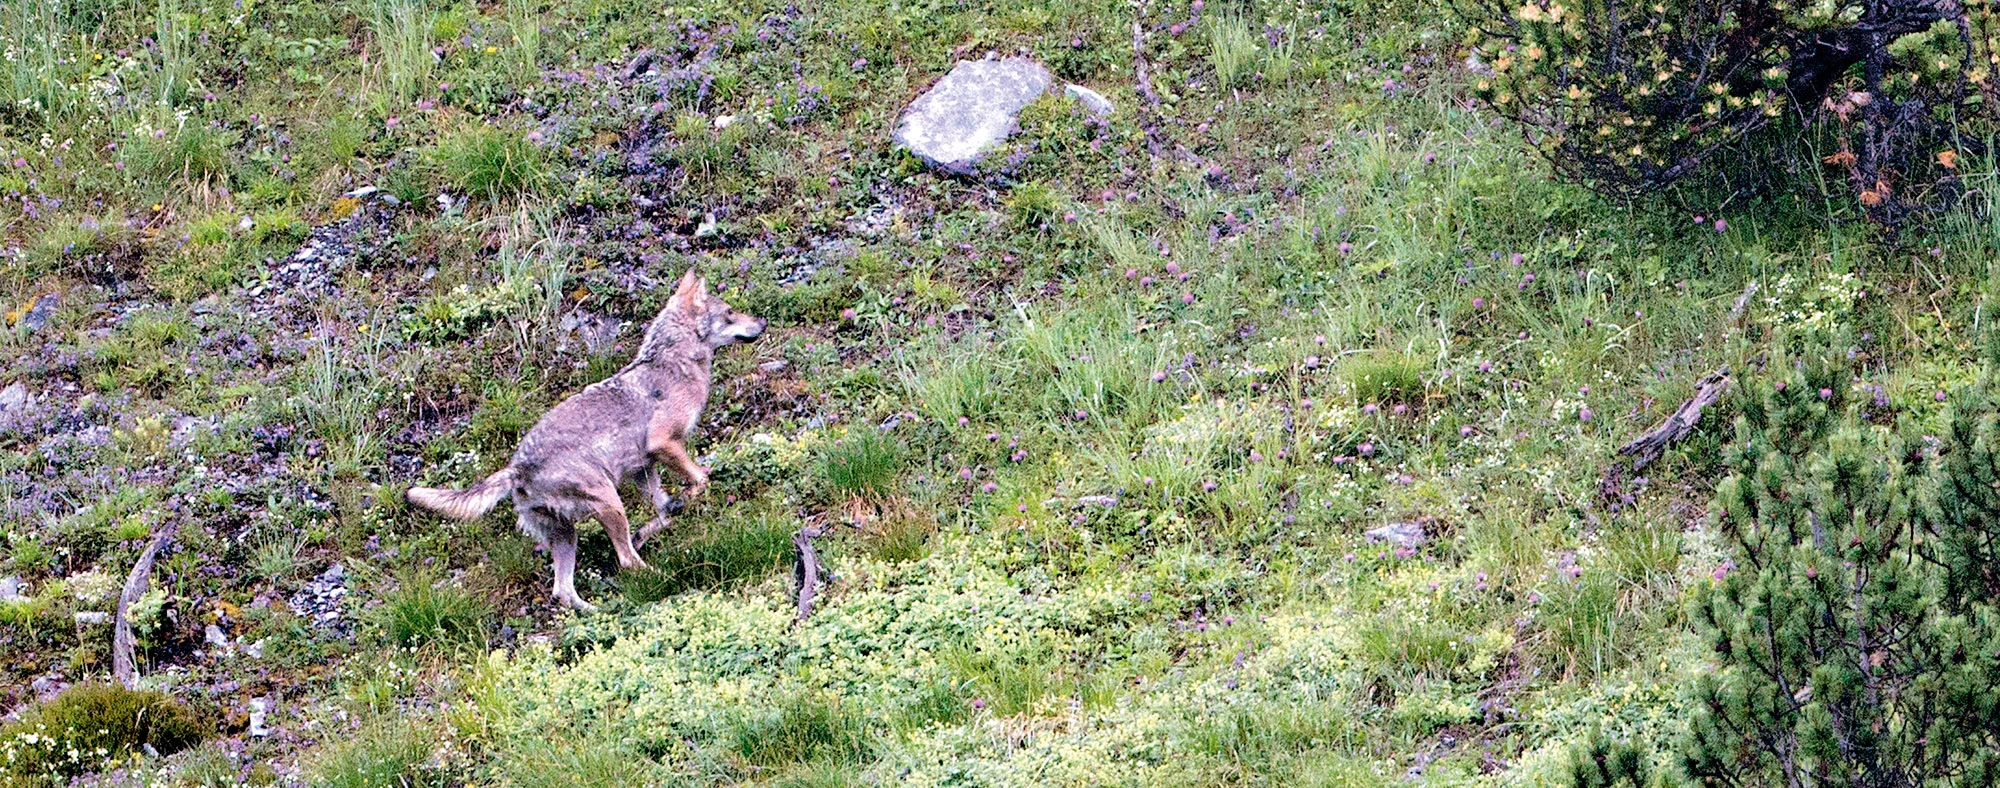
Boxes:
[407,467,516,520]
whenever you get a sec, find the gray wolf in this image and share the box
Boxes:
[406,270,765,611]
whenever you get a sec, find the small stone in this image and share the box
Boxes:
[620,49,657,81]
[73,611,109,625]
[17,293,57,333]
[205,623,230,649]
[1364,521,1426,549]
[0,382,26,412]
[695,212,719,237]
[758,360,790,373]
[248,699,271,737]
[1064,83,1114,116]
[0,576,25,603]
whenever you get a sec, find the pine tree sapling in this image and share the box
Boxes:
[1681,363,2000,787]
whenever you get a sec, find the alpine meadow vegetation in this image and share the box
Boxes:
[1,0,1999,784]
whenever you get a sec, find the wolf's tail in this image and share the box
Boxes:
[407,467,516,521]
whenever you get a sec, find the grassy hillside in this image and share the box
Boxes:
[0,0,1993,784]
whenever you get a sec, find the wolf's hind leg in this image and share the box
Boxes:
[545,519,597,612]
[588,489,648,571]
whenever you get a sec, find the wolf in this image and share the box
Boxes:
[406,270,765,611]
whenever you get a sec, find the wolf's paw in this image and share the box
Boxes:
[557,592,599,613]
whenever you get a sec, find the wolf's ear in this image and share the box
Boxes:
[669,269,701,313]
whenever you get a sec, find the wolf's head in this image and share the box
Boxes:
[655,269,766,349]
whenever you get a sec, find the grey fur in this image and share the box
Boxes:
[406,270,765,611]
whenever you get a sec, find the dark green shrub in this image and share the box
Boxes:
[1461,0,1997,226]
[1565,729,1651,788]
[1673,360,2000,785]
[0,684,206,782]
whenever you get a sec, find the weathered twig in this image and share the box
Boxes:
[114,523,178,689]
[793,526,825,623]
[1600,367,1731,503]
[1727,281,1760,325]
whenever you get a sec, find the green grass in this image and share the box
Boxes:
[365,0,435,107]
[367,574,491,651]
[816,428,903,499]
[2,0,1997,784]
[303,716,456,788]
[1207,16,1261,91]
[621,511,795,603]
[728,692,873,769]
[432,126,550,202]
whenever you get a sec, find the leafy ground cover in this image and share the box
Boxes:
[0,0,1995,784]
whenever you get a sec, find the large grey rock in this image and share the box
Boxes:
[894,55,1052,174]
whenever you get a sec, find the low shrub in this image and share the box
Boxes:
[0,684,207,783]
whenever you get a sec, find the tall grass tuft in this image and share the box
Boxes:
[367,573,491,651]
[368,0,436,107]
[151,0,193,108]
[0,0,83,123]
[505,0,541,81]
[494,204,571,328]
[817,429,903,499]
[434,126,550,201]
[1207,16,1259,90]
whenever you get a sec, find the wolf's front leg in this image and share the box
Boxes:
[654,438,709,499]
[636,464,675,549]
